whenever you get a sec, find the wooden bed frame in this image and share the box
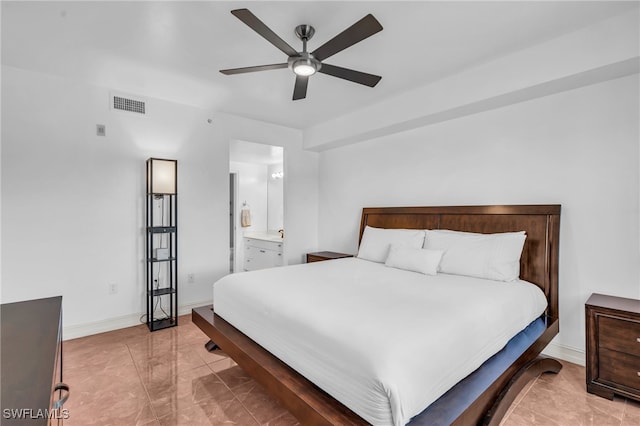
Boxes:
[193,204,561,425]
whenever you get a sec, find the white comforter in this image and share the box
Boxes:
[213,258,547,426]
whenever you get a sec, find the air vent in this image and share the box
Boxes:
[113,95,145,114]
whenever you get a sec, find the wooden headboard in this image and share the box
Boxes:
[359,205,561,320]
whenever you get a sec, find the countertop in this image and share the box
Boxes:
[243,231,284,242]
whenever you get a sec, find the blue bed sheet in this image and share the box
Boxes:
[409,316,547,425]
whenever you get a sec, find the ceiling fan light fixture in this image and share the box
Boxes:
[292,58,317,76]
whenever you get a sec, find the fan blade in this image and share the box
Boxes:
[220,63,288,75]
[292,75,308,100]
[311,14,382,61]
[318,63,381,87]
[231,9,298,57]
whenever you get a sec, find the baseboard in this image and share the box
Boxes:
[542,342,585,366]
[63,300,211,340]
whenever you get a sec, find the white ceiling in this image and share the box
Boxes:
[2,1,636,129]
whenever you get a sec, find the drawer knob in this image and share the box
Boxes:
[637,372,640,377]
[637,337,640,343]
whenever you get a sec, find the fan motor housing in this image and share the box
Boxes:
[295,25,315,41]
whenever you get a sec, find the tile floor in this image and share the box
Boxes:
[63,314,640,425]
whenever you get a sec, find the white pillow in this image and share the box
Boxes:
[424,229,526,281]
[357,226,425,263]
[385,245,444,275]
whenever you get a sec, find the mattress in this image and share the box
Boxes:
[213,257,547,426]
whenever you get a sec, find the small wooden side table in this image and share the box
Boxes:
[586,293,640,402]
[306,251,353,263]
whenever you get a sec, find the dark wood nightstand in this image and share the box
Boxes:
[586,293,640,402]
[306,251,353,263]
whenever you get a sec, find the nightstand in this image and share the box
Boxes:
[586,293,640,402]
[306,251,353,263]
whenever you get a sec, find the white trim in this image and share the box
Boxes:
[63,300,211,340]
[542,342,585,366]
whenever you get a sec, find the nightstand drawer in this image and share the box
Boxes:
[599,347,640,391]
[599,316,640,357]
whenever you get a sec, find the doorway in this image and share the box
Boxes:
[229,140,284,273]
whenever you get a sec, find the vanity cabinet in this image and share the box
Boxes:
[244,237,283,271]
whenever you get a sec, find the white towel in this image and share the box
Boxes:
[240,208,251,227]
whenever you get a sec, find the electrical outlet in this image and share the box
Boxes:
[108,282,118,295]
[187,273,195,284]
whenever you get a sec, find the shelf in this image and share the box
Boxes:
[148,317,176,331]
[150,287,176,297]
[147,257,177,263]
[148,226,177,234]
[145,176,177,332]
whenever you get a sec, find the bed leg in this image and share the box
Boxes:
[205,339,219,352]
[483,356,562,426]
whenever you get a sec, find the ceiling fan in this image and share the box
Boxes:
[220,9,383,100]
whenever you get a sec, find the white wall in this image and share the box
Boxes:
[230,160,268,233]
[317,74,639,362]
[1,65,318,338]
[267,162,284,231]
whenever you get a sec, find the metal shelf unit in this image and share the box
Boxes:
[146,158,178,332]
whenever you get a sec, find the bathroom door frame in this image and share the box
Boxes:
[229,172,239,273]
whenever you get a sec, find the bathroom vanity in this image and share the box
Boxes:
[243,233,284,271]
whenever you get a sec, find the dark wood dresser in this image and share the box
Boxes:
[1,296,69,425]
[306,251,353,263]
[586,293,640,402]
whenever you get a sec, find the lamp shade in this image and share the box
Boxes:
[147,158,177,194]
